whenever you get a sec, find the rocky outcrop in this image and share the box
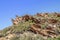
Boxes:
[0,13,60,40]
[11,13,60,38]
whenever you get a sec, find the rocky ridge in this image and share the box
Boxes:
[0,13,60,40]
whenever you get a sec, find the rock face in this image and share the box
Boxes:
[0,13,60,40]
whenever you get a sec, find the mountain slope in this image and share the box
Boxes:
[0,13,60,40]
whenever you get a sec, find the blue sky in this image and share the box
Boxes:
[0,0,60,30]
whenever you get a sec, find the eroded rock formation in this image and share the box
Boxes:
[11,13,60,38]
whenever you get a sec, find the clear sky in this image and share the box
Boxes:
[0,0,60,30]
